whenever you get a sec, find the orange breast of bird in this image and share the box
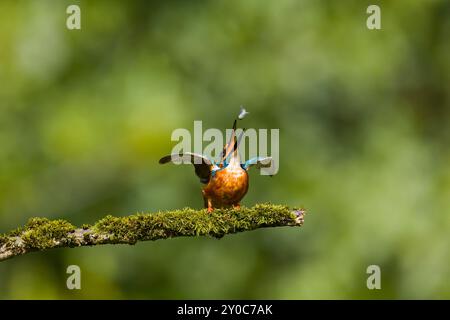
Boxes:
[202,166,249,208]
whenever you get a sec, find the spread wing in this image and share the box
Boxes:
[242,157,273,171]
[159,152,213,184]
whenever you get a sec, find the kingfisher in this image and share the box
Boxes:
[159,107,272,212]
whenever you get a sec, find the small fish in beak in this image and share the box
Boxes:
[238,106,250,120]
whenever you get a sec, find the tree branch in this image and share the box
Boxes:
[0,204,306,262]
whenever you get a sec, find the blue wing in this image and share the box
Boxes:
[242,157,272,171]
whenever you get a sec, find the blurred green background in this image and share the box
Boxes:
[0,0,449,299]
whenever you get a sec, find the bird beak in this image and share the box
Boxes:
[224,128,245,161]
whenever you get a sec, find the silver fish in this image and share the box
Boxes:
[238,106,250,120]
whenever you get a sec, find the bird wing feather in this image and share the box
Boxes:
[159,152,213,184]
[242,157,273,170]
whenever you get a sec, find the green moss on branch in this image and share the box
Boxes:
[0,203,306,262]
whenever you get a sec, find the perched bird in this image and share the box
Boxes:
[159,108,272,212]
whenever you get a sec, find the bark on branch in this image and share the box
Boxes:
[0,204,306,262]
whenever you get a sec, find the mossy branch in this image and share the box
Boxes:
[0,204,306,262]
